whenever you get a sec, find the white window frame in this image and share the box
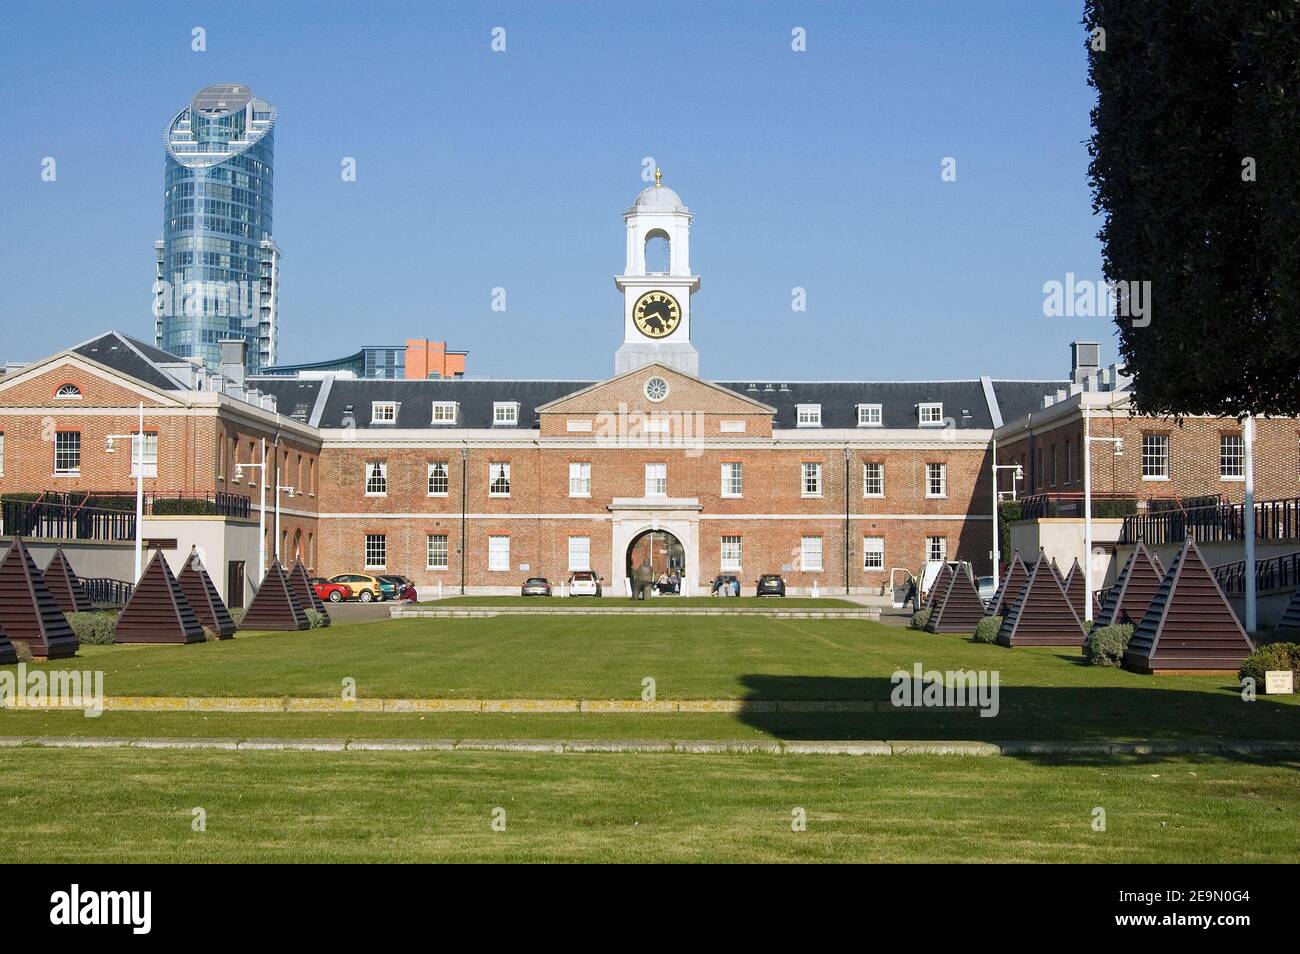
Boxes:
[1220,434,1245,480]
[0,431,5,476]
[863,536,885,570]
[131,431,159,478]
[720,535,742,571]
[1141,434,1170,480]
[567,536,591,571]
[493,402,520,426]
[925,462,947,498]
[918,403,944,427]
[427,461,449,497]
[796,404,822,428]
[431,401,458,424]
[801,536,823,572]
[364,460,387,496]
[568,461,591,498]
[426,533,449,570]
[370,401,397,424]
[721,462,743,498]
[863,461,884,498]
[488,535,510,572]
[55,383,83,400]
[489,462,511,497]
[801,462,822,498]
[927,536,947,563]
[54,431,80,476]
[857,404,883,427]
[364,533,387,569]
[645,462,667,497]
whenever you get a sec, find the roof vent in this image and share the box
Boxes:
[1070,341,1101,385]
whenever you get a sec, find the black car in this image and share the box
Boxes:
[521,577,552,597]
[756,574,786,597]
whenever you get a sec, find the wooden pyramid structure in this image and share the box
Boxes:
[923,563,955,612]
[1125,539,1255,674]
[177,550,237,639]
[0,623,18,665]
[1050,557,1065,584]
[0,538,78,659]
[924,563,986,633]
[42,546,93,615]
[1094,541,1165,627]
[997,549,1086,647]
[289,560,329,625]
[1277,584,1300,631]
[986,551,1028,617]
[242,560,310,631]
[114,550,206,644]
[1061,557,1088,622]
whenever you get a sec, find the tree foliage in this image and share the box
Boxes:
[1085,0,1300,417]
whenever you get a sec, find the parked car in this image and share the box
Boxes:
[710,574,741,596]
[976,575,997,605]
[377,575,411,601]
[521,577,552,597]
[329,573,386,602]
[309,577,353,603]
[756,574,786,597]
[567,571,602,597]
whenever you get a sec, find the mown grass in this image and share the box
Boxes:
[423,595,858,608]
[1,747,1294,862]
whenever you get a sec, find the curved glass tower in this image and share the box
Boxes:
[155,83,280,373]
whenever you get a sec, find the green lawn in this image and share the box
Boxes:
[3,616,1296,742]
[423,595,859,608]
[2,747,1294,862]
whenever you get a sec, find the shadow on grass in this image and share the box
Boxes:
[735,674,1300,752]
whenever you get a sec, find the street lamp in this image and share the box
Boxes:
[990,444,1024,582]
[233,437,268,582]
[104,401,145,583]
[274,481,295,562]
[1083,410,1124,624]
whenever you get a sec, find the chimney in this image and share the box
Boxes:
[1070,341,1101,385]
[218,338,247,389]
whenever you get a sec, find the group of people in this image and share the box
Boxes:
[630,560,682,599]
[710,575,742,597]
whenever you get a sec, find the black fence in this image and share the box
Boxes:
[0,497,135,541]
[1212,550,1300,597]
[1121,497,1300,546]
[82,577,134,607]
[1019,493,1138,521]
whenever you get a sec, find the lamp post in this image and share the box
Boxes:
[274,480,295,563]
[104,402,146,583]
[233,437,268,582]
[1082,410,1124,624]
[990,443,1024,582]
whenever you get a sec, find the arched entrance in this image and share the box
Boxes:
[626,529,686,585]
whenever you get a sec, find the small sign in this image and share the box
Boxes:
[1264,671,1295,695]
[518,563,529,572]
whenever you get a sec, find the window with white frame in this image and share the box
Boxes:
[1220,434,1244,479]
[569,462,591,497]
[796,404,822,428]
[488,535,510,571]
[925,462,947,497]
[493,402,519,426]
[427,461,449,496]
[364,534,387,568]
[1064,439,1073,485]
[364,460,387,496]
[645,462,667,496]
[801,536,823,571]
[55,383,82,400]
[720,535,742,571]
[863,461,884,497]
[1049,445,1057,487]
[857,404,883,427]
[431,401,458,424]
[130,432,158,478]
[427,533,449,570]
[863,536,885,570]
[0,431,5,476]
[1141,434,1169,479]
[370,401,397,424]
[54,431,80,475]
[927,536,947,563]
[721,462,743,497]
[918,403,944,426]
[568,536,591,571]
[802,462,822,497]
[489,462,511,496]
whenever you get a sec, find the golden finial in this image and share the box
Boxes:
[655,167,662,188]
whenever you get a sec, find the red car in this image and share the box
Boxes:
[309,577,353,603]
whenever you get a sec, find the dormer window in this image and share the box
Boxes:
[918,402,944,427]
[431,401,458,424]
[493,402,520,426]
[857,404,882,427]
[55,383,82,400]
[371,401,397,424]
[796,404,822,428]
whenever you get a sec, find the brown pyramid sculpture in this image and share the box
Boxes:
[925,563,986,633]
[177,550,237,639]
[0,623,18,665]
[997,549,1086,647]
[1125,538,1255,674]
[241,560,310,631]
[1062,557,1088,621]
[289,560,329,625]
[114,550,206,644]
[923,563,955,612]
[43,546,93,614]
[0,539,78,659]
[1094,541,1164,627]
[986,551,1028,617]
[1050,557,1065,584]
[1276,584,1300,631]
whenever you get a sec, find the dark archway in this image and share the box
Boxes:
[626,529,685,582]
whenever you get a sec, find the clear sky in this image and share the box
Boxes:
[0,0,1112,382]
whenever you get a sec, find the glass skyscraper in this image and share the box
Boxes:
[155,83,281,373]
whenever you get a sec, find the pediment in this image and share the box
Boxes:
[537,364,775,417]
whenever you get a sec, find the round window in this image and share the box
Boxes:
[644,376,669,402]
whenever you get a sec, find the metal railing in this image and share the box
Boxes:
[1121,497,1300,545]
[1212,550,1300,597]
[1018,492,1138,520]
[62,490,252,519]
[82,577,134,607]
[0,497,135,542]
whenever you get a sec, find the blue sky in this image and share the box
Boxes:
[0,0,1110,382]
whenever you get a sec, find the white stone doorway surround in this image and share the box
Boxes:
[609,497,701,597]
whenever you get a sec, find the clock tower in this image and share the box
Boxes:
[614,170,701,376]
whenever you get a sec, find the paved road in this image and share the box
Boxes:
[322,602,393,625]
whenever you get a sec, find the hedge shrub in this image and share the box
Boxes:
[229,607,247,625]
[972,615,1002,643]
[151,498,219,516]
[11,640,33,663]
[1239,642,1300,687]
[67,611,117,646]
[910,608,931,630]
[304,609,328,629]
[1084,623,1134,667]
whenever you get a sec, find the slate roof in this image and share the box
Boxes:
[71,331,182,391]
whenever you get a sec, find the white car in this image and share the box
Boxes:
[568,571,603,597]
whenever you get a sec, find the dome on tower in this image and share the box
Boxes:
[629,173,687,213]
